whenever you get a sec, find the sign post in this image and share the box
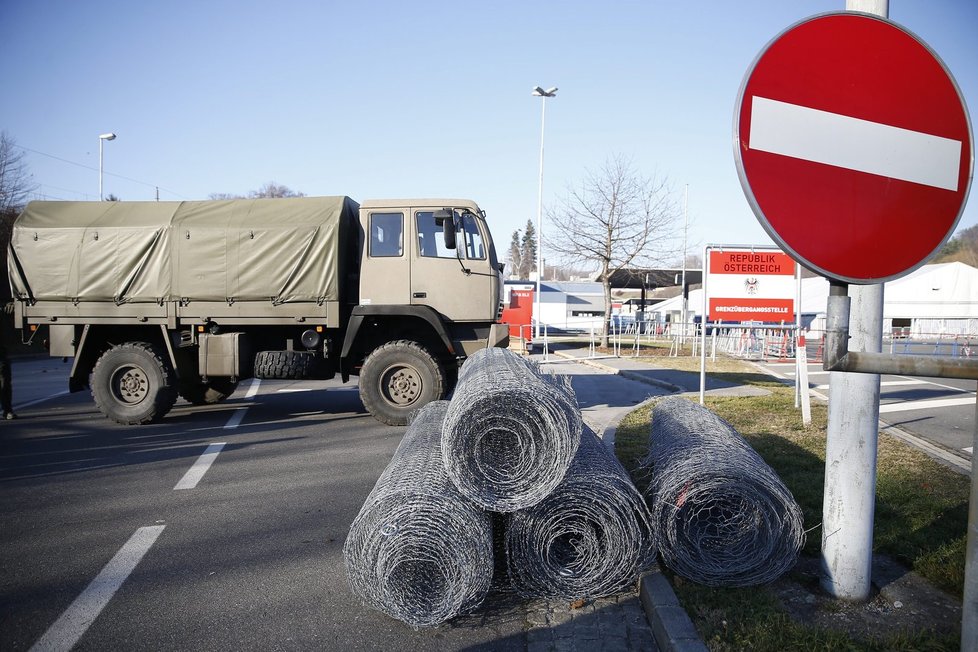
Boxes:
[733,7,974,618]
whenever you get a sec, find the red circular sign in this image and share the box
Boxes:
[735,12,973,284]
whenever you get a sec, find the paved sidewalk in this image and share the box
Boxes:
[542,343,770,399]
[520,348,707,652]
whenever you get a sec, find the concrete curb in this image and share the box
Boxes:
[639,569,709,652]
[543,350,708,650]
[548,350,684,394]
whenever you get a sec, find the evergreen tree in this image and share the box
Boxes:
[508,230,523,278]
[520,219,537,280]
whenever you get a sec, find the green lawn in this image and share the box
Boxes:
[613,352,968,650]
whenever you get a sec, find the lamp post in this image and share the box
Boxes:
[99,132,116,200]
[532,86,557,344]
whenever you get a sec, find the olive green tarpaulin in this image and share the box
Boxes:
[8,196,359,304]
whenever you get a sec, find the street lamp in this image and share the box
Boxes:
[99,132,116,200]
[532,86,557,344]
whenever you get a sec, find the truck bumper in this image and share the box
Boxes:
[457,323,510,356]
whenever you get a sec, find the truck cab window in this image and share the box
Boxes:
[460,214,486,260]
[369,212,403,257]
[416,211,487,260]
[416,211,458,258]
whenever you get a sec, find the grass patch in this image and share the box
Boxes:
[613,353,969,649]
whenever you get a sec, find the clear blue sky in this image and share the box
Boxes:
[2,1,975,268]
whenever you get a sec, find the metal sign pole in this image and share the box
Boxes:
[821,282,883,601]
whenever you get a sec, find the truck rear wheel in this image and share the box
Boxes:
[179,379,239,405]
[92,342,178,425]
[359,340,445,426]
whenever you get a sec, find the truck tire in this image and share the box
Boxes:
[253,350,316,380]
[179,379,239,405]
[359,340,446,426]
[91,342,178,425]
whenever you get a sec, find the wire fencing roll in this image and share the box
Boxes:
[643,396,805,587]
[344,401,493,628]
[505,426,656,600]
[442,347,582,512]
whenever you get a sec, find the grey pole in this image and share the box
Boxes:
[965,391,978,649]
[532,86,557,343]
[818,0,889,603]
[98,132,116,201]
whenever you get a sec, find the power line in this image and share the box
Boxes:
[15,144,191,200]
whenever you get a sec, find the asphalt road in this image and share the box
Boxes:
[0,356,664,652]
[760,359,976,463]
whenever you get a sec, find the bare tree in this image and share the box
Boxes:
[0,132,37,214]
[548,155,680,346]
[249,182,305,199]
[208,182,305,201]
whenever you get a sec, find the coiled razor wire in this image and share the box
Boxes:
[442,347,582,512]
[505,426,656,600]
[643,397,805,587]
[343,401,493,627]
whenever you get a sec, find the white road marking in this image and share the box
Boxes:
[173,443,226,490]
[245,378,261,398]
[277,388,313,393]
[965,447,973,454]
[879,397,977,414]
[29,525,165,652]
[223,408,248,430]
[782,370,829,378]
[749,96,962,191]
[815,379,928,390]
[893,375,976,394]
[14,390,70,411]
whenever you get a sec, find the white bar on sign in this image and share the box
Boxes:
[749,96,961,191]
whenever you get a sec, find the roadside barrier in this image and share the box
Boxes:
[345,348,657,626]
[506,426,655,600]
[643,397,805,587]
[442,347,582,512]
[343,401,493,628]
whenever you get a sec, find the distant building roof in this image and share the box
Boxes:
[599,268,703,289]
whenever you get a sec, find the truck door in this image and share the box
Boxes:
[359,210,410,306]
[411,209,493,321]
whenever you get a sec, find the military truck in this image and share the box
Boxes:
[7,197,508,425]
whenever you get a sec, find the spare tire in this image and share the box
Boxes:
[254,350,316,380]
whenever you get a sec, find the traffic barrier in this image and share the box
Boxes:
[643,397,805,587]
[343,401,493,627]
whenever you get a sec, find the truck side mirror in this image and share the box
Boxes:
[433,208,457,250]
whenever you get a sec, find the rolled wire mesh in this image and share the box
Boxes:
[505,427,656,600]
[442,347,582,512]
[343,401,493,627]
[643,397,805,587]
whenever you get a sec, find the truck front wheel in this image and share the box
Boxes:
[359,341,445,426]
[92,342,178,425]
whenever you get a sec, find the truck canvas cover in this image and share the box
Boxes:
[8,196,358,305]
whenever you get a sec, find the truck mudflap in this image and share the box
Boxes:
[488,322,510,349]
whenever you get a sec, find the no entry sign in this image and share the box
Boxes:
[734,12,973,284]
[706,248,797,323]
